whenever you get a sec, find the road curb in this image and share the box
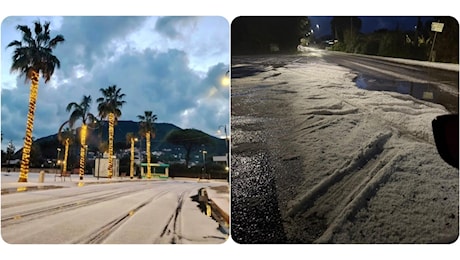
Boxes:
[209,199,229,226]
[199,187,229,230]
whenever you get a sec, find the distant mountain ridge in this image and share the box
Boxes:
[15,121,227,160]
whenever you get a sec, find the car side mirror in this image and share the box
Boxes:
[432,114,459,169]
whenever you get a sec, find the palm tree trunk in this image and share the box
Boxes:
[130,138,135,179]
[146,131,151,179]
[107,113,114,178]
[18,70,39,182]
[63,138,69,174]
[79,124,88,180]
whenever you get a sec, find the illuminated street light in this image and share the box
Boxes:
[202,149,208,179]
[56,148,61,174]
[221,70,230,87]
[218,124,229,172]
[56,148,61,166]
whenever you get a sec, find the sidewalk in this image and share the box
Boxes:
[1,171,141,191]
[205,184,230,227]
[1,171,229,227]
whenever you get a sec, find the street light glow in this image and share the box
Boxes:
[221,71,230,87]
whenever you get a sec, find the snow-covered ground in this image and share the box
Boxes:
[231,50,458,244]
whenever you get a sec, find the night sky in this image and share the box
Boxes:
[309,16,437,38]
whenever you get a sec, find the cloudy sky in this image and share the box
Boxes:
[1,16,229,149]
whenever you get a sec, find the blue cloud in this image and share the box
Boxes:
[1,16,229,150]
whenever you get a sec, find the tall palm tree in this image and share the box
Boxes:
[138,111,157,179]
[97,85,126,178]
[57,120,75,176]
[66,95,97,180]
[7,21,64,182]
[126,132,138,179]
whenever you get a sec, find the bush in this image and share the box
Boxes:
[331,42,347,52]
[169,163,229,180]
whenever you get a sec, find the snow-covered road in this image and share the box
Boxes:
[231,51,458,243]
[1,178,228,244]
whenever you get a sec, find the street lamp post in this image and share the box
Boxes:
[56,148,61,174]
[218,125,229,172]
[84,145,88,177]
[130,137,138,179]
[138,137,143,179]
[97,151,101,180]
[202,149,207,179]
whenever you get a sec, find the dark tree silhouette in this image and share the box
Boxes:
[165,129,213,168]
[232,16,311,54]
[330,16,362,42]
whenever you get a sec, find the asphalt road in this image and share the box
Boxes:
[323,51,459,113]
[230,50,458,243]
[1,179,228,244]
[232,50,458,112]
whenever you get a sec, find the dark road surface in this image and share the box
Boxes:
[322,51,459,113]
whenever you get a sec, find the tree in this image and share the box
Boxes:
[30,141,42,167]
[7,21,64,182]
[165,128,213,168]
[137,111,157,179]
[97,85,126,178]
[125,132,138,179]
[331,16,362,41]
[66,95,97,180]
[58,120,75,175]
[232,16,311,54]
[6,140,16,169]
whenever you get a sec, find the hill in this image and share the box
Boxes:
[13,121,227,166]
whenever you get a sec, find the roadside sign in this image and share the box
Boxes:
[431,22,444,33]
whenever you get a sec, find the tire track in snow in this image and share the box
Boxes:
[315,151,404,243]
[285,131,395,242]
[2,188,144,227]
[155,189,192,244]
[72,190,170,244]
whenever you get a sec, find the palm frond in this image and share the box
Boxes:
[8,21,64,82]
[97,85,126,119]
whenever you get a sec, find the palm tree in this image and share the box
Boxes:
[97,85,126,178]
[66,95,97,180]
[7,21,64,182]
[125,132,138,179]
[57,120,75,176]
[138,111,157,179]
